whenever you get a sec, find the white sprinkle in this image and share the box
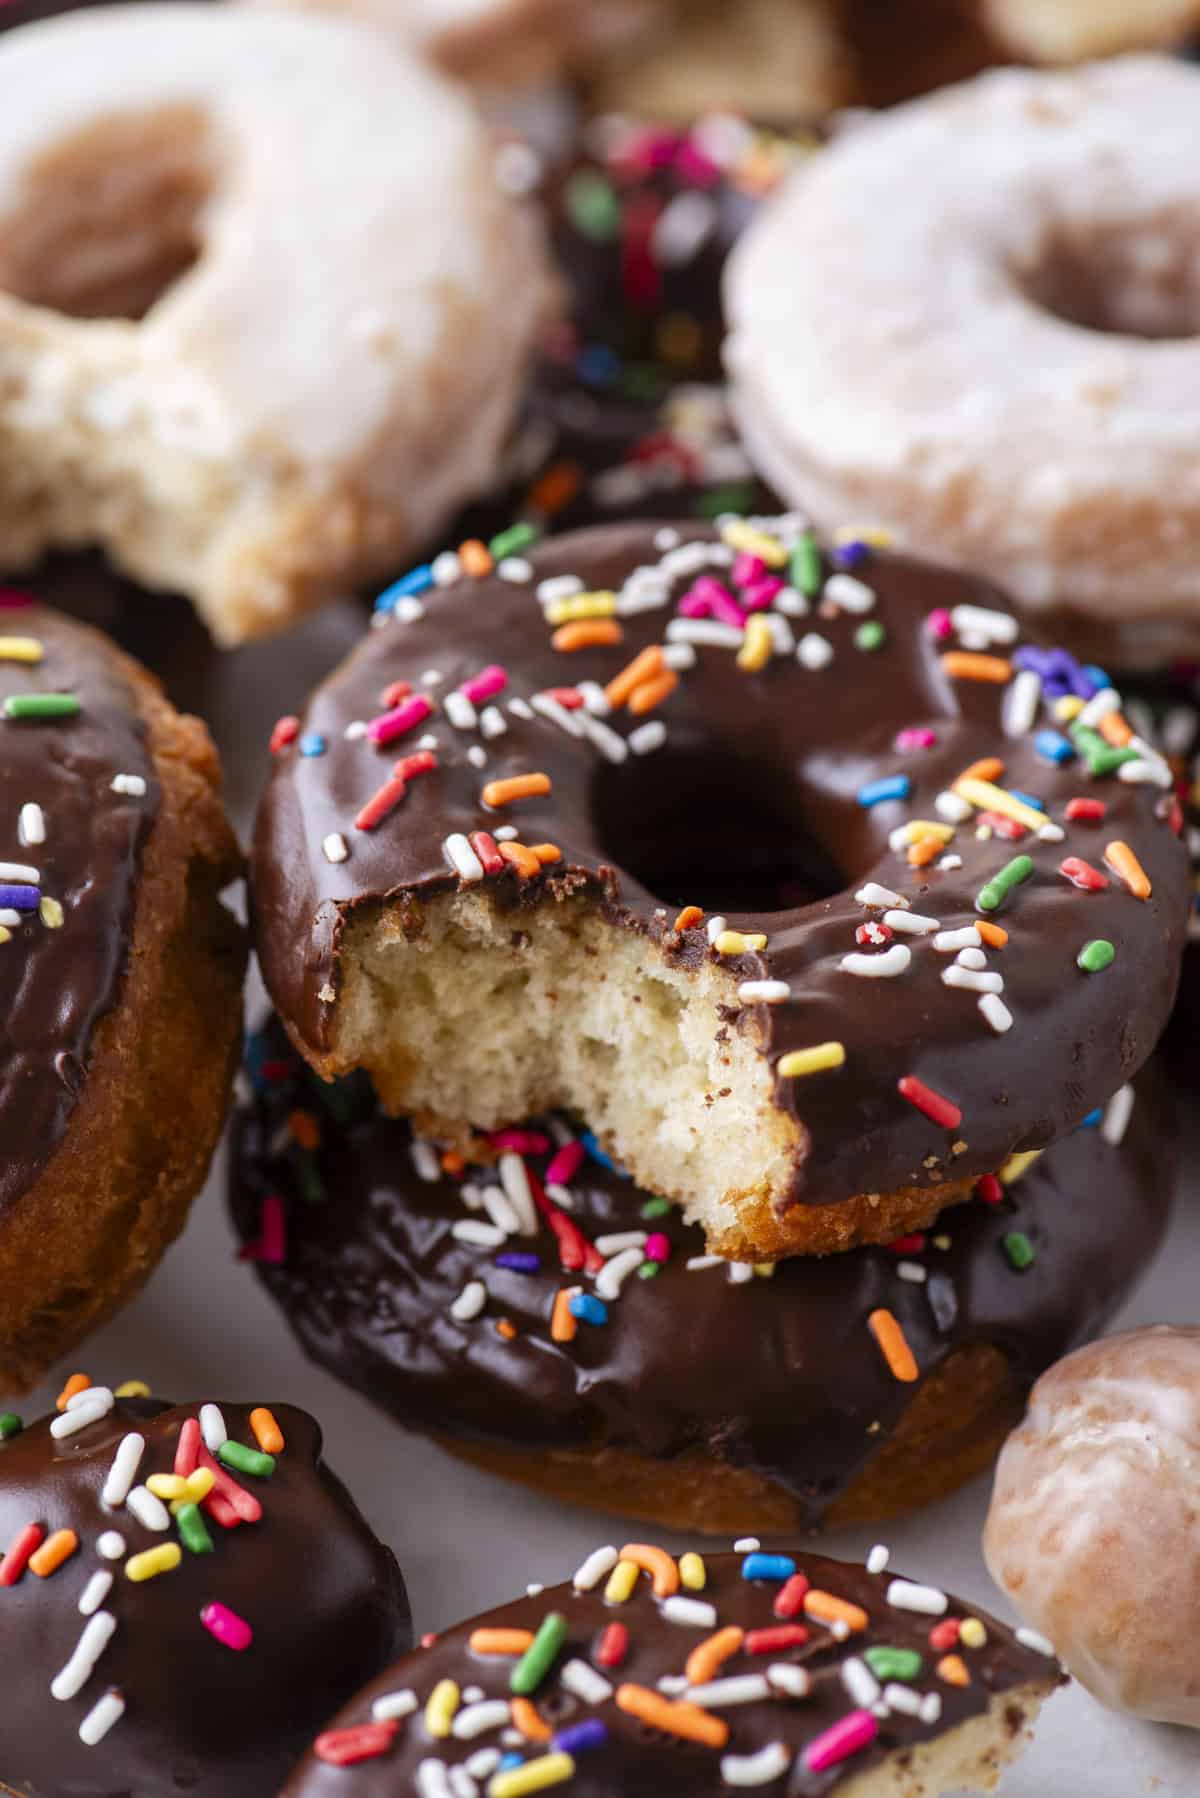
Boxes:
[654,527,682,551]
[1004,668,1042,737]
[498,1152,537,1236]
[595,1245,644,1300]
[125,1486,170,1533]
[537,575,584,604]
[479,706,507,740]
[67,1385,113,1412]
[199,1404,227,1454]
[394,597,425,624]
[767,1663,812,1700]
[933,926,981,953]
[765,612,795,655]
[420,669,444,688]
[443,834,484,883]
[1102,1084,1135,1146]
[1037,820,1065,842]
[841,1657,881,1708]
[733,1537,761,1552]
[452,1220,506,1249]
[884,1682,923,1716]
[576,680,611,715]
[526,1586,543,1599]
[1118,757,1173,788]
[662,1595,718,1628]
[18,802,45,846]
[480,1186,520,1235]
[661,642,697,672]
[942,966,1004,994]
[322,832,348,865]
[595,1230,647,1257]
[1016,1626,1057,1657]
[508,698,533,721]
[444,691,478,731]
[856,882,904,908]
[706,915,728,944]
[1077,686,1121,729]
[687,1674,771,1707]
[667,618,744,650]
[561,1659,614,1704]
[1163,706,1197,756]
[545,1182,576,1211]
[934,789,973,824]
[951,603,1017,645]
[796,632,834,670]
[824,573,875,613]
[774,585,809,616]
[465,1747,501,1780]
[431,551,462,586]
[411,1139,441,1182]
[415,1761,455,1798]
[499,557,532,584]
[920,1693,943,1726]
[101,1434,144,1509]
[111,773,148,797]
[344,719,367,740]
[737,979,790,1004]
[955,946,988,969]
[463,1686,486,1705]
[887,1578,947,1616]
[979,993,1014,1034]
[830,1619,852,1641]
[0,859,38,882]
[687,1254,725,1271]
[532,692,585,738]
[883,909,939,935]
[450,1281,487,1323]
[652,187,717,265]
[97,1533,125,1561]
[630,721,667,755]
[79,1690,125,1747]
[79,1571,113,1616]
[658,1675,690,1695]
[583,715,629,764]
[897,1261,927,1283]
[727,1261,754,1284]
[0,908,20,926]
[867,1544,890,1575]
[452,1699,511,1739]
[573,1546,619,1591]
[52,1612,117,1700]
[494,825,518,841]
[371,1688,418,1722]
[840,944,912,978]
[51,1396,113,1439]
[938,853,963,870]
[416,733,440,753]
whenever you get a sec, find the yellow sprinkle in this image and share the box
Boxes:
[0,638,44,664]
[604,1559,640,1604]
[713,929,768,955]
[778,1042,846,1078]
[544,590,616,627]
[736,614,774,673]
[953,778,1047,834]
[834,522,893,548]
[153,1468,215,1506]
[489,1754,576,1797]
[0,928,10,946]
[125,1544,181,1583]
[753,1263,777,1278]
[679,1552,707,1592]
[1054,695,1085,722]
[424,1678,459,1739]
[898,820,955,845]
[146,1474,189,1502]
[39,896,63,929]
[960,1618,988,1649]
[999,1149,1043,1185]
[114,1380,151,1399]
[720,520,788,567]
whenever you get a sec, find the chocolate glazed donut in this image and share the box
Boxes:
[230,1019,1171,1532]
[251,519,1190,1260]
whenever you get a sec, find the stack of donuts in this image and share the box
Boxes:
[2,0,1200,1790]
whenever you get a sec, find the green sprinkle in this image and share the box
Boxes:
[855,620,886,652]
[4,693,80,720]
[511,1611,568,1695]
[176,1501,213,1555]
[640,1197,672,1219]
[790,532,823,598]
[1077,938,1116,973]
[976,854,1034,913]
[864,1646,923,1682]
[0,1413,22,1440]
[694,484,756,519]
[637,1261,660,1280]
[1003,1232,1036,1271]
[1069,723,1140,777]
[564,170,620,242]
[488,521,539,561]
[217,1440,276,1480]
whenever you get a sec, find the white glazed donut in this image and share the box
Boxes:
[725,56,1200,662]
[0,5,551,643]
[983,1326,1200,1726]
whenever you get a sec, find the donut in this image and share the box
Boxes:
[725,57,1200,666]
[983,1326,1200,1726]
[0,593,243,1392]
[231,1012,1170,1532]
[0,5,550,644]
[250,515,1189,1261]
[281,1542,1064,1795]
[0,1384,411,1795]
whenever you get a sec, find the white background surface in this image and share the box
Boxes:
[9,600,1200,1795]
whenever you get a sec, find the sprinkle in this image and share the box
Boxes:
[855,620,886,652]
[790,534,823,596]
[1102,1085,1135,1146]
[975,920,1008,948]
[482,773,551,809]
[201,1602,253,1651]
[722,520,787,567]
[933,927,980,953]
[979,993,1014,1033]
[1077,938,1116,974]
[976,854,1035,913]
[78,1571,114,1617]
[887,1579,948,1616]
[796,632,834,670]
[868,1308,919,1382]
[175,1503,213,1557]
[736,615,774,672]
[57,1373,91,1410]
[29,1528,78,1579]
[125,1543,181,1583]
[18,803,44,845]
[804,1590,868,1633]
[959,1617,988,1649]
[249,1408,284,1455]
[569,1292,608,1325]
[451,1280,488,1322]
[804,1709,878,1772]
[865,1646,922,1681]
[615,1684,728,1748]
[938,1653,971,1687]
[1017,1627,1058,1657]
[618,1543,679,1598]
[955,779,1046,834]
[713,929,767,955]
[51,1393,114,1438]
[897,1075,961,1129]
[935,789,972,823]
[595,1621,628,1668]
[766,1664,812,1699]
[1104,840,1151,900]
[100,1433,145,1509]
[453,1700,512,1740]
[940,651,1011,683]
[840,944,912,978]
[855,882,903,907]
[1003,1231,1036,1270]
[125,1486,170,1532]
[857,775,910,808]
[742,1553,795,1583]
[1064,796,1106,823]
[663,1595,718,1628]
[218,1439,275,1480]
[737,979,790,1003]
[884,909,939,935]
[867,1544,890,1575]
[0,1413,21,1440]
[572,1545,618,1591]
[511,1697,552,1742]
[685,1627,744,1687]
[841,1657,882,1709]
[1000,1149,1042,1184]
[97,1533,125,1561]
[942,966,1003,993]
[52,1612,117,1699]
[315,1722,399,1766]
[744,1624,809,1655]
[0,1522,44,1585]
[79,1690,125,1747]
[199,1404,227,1454]
[489,1754,576,1795]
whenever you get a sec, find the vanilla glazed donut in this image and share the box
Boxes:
[726,57,1200,666]
[281,1544,1064,1796]
[231,1014,1171,1533]
[0,5,550,644]
[250,515,1189,1261]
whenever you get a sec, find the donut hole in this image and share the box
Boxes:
[1017,212,1200,341]
[0,106,215,320]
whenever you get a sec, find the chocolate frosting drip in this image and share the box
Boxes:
[0,1396,410,1797]
[281,1548,1064,1796]
[0,601,160,1218]
[252,520,1190,1209]
[230,1019,1170,1523]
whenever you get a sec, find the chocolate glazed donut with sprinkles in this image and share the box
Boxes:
[252,516,1191,1261]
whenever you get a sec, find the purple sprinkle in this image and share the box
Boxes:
[833,541,871,569]
[554,1719,609,1756]
[495,1252,540,1273]
[0,884,40,910]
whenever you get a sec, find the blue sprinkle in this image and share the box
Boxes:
[1009,790,1045,812]
[857,775,911,809]
[577,344,621,386]
[495,1252,540,1273]
[498,1753,525,1771]
[0,883,39,910]
[374,565,434,612]
[581,1131,618,1173]
[1082,664,1111,694]
[1034,730,1073,765]
[568,1293,609,1326]
[742,1552,797,1583]
[1079,1107,1104,1129]
[555,1720,609,1756]
[299,733,326,758]
[832,540,871,569]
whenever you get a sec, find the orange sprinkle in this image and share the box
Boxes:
[868,1308,920,1383]
[618,1543,679,1598]
[482,773,551,808]
[379,679,412,710]
[940,652,1012,684]
[498,841,542,880]
[511,1698,552,1742]
[627,669,679,716]
[440,1150,466,1177]
[529,843,562,865]
[937,1654,971,1687]
[907,833,944,869]
[1104,840,1151,900]
[526,460,583,517]
[29,1529,77,1578]
[249,1408,285,1456]
[803,1589,870,1634]
[550,1290,577,1344]
[605,646,664,710]
[1098,711,1134,747]
[495,1318,518,1341]
[469,1628,535,1656]
[56,1374,90,1412]
[673,905,704,933]
[287,1109,320,1152]
[685,1626,744,1687]
[974,921,1008,948]
[957,757,1005,785]
[552,619,624,653]
[615,1685,728,1749]
[458,539,494,579]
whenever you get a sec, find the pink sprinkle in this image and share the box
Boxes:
[367,694,432,746]
[201,1603,254,1652]
[544,1140,585,1188]
[673,137,721,187]
[691,577,746,629]
[804,1710,879,1772]
[461,664,507,705]
[540,686,585,710]
[740,576,785,612]
[895,726,938,751]
[926,608,953,641]
[0,588,33,609]
[732,553,766,588]
[259,1194,287,1263]
[617,126,678,174]
[678,588,713,619]
[488,1129,551,1154]
[643,1232,671,1263]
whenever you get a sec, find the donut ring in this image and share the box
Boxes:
[0,5,549,643]
[232,1017,1170,1532]
[251,517,1188,1260]
[726,58,1200,662]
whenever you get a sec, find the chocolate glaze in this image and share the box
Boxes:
[0,1396,410,1797]
[281,1547,1064,1796]
[252,520,1191,1212]
[0,601,161,1219]
[229,1017,1171,1525]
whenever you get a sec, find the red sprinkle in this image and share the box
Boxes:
[0,1522,44,1587]
[531,1169,603,1275]
[469,831,505,877]
[269,715,300,754]
[1059,857,1109,893]
[355,776,408,832]
[539,687,585,710]
[855,920,893,949]
[174,1417,201,1479]
[897,1075,962,1131]
[975,1174,1003,1207]
[379,680,412,709]
[887,1233,927,1255]
[977,811,1026,841]
[595,1622,628,1668]
[1064,797,1107,823]
[195,1443,263,1527]
[420,1632,438,1649]
[745,1623,809,1654]
[929,1618,961,1653]
[315,1722,399,1767]
[393,750,437,782]
[773,1572,811,1619]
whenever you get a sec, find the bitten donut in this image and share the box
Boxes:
[0,1384,410,1795]
[0,5,550,644]
[251,516,1189,1261]
[282,1543,1064,1795]
[726,57,1200,664]
[232,1018,1170,1532]
[0,595,243,1392]
[983,1326,1200,1727]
